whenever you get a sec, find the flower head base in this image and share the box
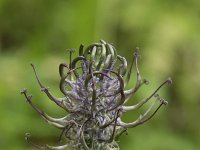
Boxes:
[21,40,172,150]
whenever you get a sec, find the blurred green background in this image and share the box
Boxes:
[0,0,200,149]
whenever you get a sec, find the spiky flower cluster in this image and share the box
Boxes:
[21,40,172,150]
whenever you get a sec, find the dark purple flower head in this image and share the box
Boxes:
[21,40,172,150]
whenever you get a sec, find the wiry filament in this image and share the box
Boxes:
[31,64,69,111]
[122,78,172,111]
[21,89,70,129]
[25,133,78,150]
[118,95,168,128]
[25,133,46,149]
[123,48,149,100]
[79,44,84,56]
[124,51,135,87]
[59,63,69,78]
[59,66,82,97]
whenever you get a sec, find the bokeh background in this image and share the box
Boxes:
[0,0,200,149]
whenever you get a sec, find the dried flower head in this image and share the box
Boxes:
[21,40,172,150]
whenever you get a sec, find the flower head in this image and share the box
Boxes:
[21,40,172,149]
